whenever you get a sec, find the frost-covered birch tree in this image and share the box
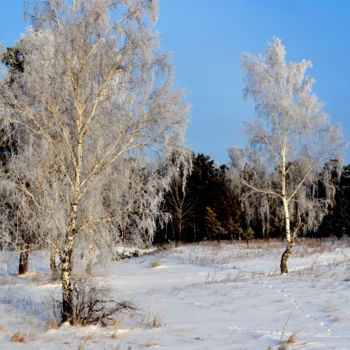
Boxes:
[159,150,193,242]
[0,0,188,324]
[230,37,344,273]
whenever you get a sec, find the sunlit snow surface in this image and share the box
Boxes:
[1,239,350,349]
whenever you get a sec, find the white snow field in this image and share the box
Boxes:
[1,239,350,349]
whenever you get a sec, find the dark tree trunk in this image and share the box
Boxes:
[50,244,59,280]
[263,219,270,241]
[18,232,30,275]
[61,253,73,324]
[280,239,294,274]
[18,250,29,275]
[61,231,75,324]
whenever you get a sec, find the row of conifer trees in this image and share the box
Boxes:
[154,153,350,243]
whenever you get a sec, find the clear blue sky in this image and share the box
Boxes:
[1,1,350,164]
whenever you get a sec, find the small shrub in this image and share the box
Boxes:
[115,248,142,261]
[10,331,32,343]
[72,280,135,326]
[45,290,63,328]
[46,314,59,330]
[46,279,136,326]
[143,309,164,328]
[243,228,254,248]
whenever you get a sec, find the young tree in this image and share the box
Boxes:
[156,150,193,242]
[0,0,188,324]
[205,206,226,242]
[230,37,344,273]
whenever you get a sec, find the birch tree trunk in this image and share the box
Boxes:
[280,197,293,273]
[61,229,75,324]
[61,198,80,324]
[280,145,293,274]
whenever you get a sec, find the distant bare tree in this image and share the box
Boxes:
[161,151,193,242]
[0,0,188,324]
[166,177,193,241]
[229,37,344,273]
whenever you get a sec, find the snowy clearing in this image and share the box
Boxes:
[1,239,350,349]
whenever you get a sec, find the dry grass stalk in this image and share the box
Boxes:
[80,334,93,341]
[286,334,297,344]
[46,315,59,330]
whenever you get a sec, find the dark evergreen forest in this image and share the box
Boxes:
[155,153,350,244]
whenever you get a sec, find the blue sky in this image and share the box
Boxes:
[1,1,349,164]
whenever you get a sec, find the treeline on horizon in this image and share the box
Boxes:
[154,153,350,244]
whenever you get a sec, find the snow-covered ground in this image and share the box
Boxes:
[1,239,350,349]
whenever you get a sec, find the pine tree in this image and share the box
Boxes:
[205,207,226,242]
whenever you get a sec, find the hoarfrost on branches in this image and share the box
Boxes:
[0,0,188,323]
[229,37,344,273]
